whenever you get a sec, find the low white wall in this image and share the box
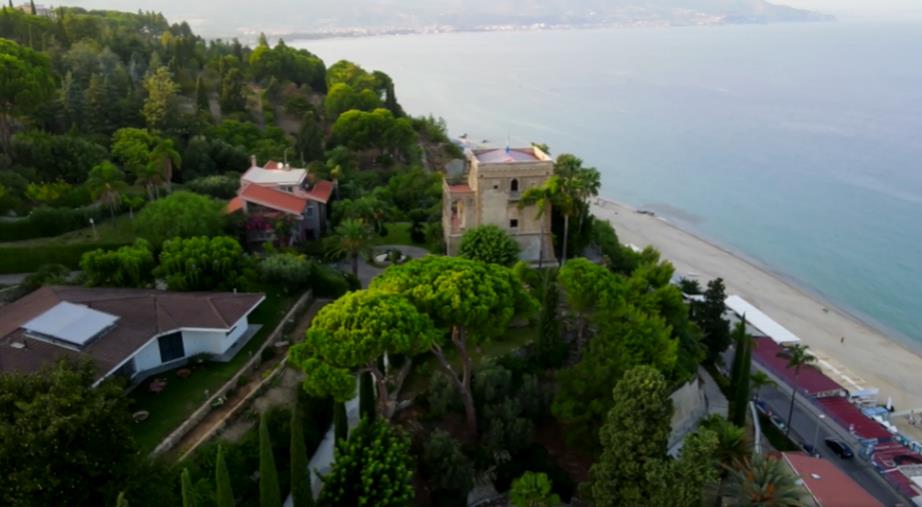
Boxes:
[133,337,164,372]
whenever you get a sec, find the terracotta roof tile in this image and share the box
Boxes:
[226,196,243,213]
[240,184,308,215]
[304,180,333,204]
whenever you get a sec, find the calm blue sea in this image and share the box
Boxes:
[294,21,922,348]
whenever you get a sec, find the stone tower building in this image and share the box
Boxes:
[443,146,555,263]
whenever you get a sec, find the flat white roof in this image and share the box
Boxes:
[23,301,119,348]
[241,166,306,186]
[725,295,801,345]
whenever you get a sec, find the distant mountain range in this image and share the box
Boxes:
[261,0,833,38]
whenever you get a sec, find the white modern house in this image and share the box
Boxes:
[0,286,265,385]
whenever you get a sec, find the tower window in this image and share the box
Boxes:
[510,219,519,228]
[510,178,519,192]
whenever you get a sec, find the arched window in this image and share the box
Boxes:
[510,178,519,193]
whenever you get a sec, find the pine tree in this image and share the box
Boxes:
[359,371,375,421]
[290,402,314,507]
[181,468,196,507]
[259,414,282,507]
[729,318,752,426]
[59,71,83,130]
[334,401,348,443]
[215,444,235,507]
[115,492,129,507]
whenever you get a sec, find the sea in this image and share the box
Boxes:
[293,20,922,350]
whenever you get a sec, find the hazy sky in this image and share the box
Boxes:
[60,0,922,37]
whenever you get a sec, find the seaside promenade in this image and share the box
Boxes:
[591,198,922,412]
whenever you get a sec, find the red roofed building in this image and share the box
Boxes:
[781,452,884,506]
[228,158,333,245]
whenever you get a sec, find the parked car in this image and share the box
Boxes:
[824,438,854,459]
[802,444,821,457]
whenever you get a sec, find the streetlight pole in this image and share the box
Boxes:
[812,413,826,453]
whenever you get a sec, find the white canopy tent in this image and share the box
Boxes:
[724,295,801,345]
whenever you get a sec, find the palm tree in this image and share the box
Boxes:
[726,455,807,507]
[554,154,600,264]
[149,138,181,193]
[134,162,164,201]
[750,371,776,401]
[330,218,373,279]
[703,416,750,504]
[85,161,127,219]
[777,343,816,437]
[518,176,559,268]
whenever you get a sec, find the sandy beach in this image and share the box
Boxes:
[592,198,922,412]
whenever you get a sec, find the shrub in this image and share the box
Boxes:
[0,242,129,274]
[421,430,474,502]
[80,240,155,288]
[425,371,461,418]
[458,225,520,266]
[185,175,240,199]
[259,253,314,294]
[135,191,225,246]
[0,206,106,241]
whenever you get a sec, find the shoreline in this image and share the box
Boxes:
[592,196,922,411]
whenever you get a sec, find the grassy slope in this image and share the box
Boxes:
[129,293,292,453]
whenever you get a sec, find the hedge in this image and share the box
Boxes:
[0,242,129,274]
[0,206,107,242]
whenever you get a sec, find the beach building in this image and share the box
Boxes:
[0,286,264,386]
[443,146,555,263]
[227,159,333,246]
[780,452,884,507]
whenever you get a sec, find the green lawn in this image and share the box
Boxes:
[402,324,537,399]
[129,293,293,454]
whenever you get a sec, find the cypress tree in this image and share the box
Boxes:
[215,444,235,507]
[195,74,209,112]
[536,270,564,368]
[729,317,752,426]
[116,492,129,507]
[291,401,314,507]
[181,468,196,507]
[30,0,36,15]
[359,371,375,421]
[259,414,282,507]
[334,401,348,443]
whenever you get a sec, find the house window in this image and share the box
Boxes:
[510,178,519,192]
[158,332,185,363]
[510,219,519,229]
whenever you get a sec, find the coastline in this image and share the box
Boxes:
[592,196,922,411]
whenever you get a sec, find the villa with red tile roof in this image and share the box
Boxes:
[443,146,555,263]
[227,158,334,245]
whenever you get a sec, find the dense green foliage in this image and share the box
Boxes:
[584,366,673,505]
[215,445,235,507]
[155,235,250,291]
[420,430,474,501]
[259,413,282,507]
[726,455,807,507]
[693,277,732,364]
[134,191,225,245]
[319,420,414,507]
[729,318,752,427]
[552,257,703,447]
[509,472,561,507]
[80,239,155,287]
[0,361,176,507]
[371,256,538,431]
[458,224,521,266]
[290,290,438,413]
